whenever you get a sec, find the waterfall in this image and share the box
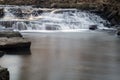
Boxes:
[0,5,110,31]
[3,7,16,20]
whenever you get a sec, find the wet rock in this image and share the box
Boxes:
[0,51,5,57]
[117,31,120,36]
[32,10,43,16]
[0,37,31,50]
[45,24,61,30]
[0,21,15,28]
[0,31,22,37]
[0,8,4,18]
[116,28,120,36]
[8,8,31,18]
[9,8,23,18]
[0,31,31,51]
[0,66,9,80]
[107,10,118,20]
[89,25,98,30]
[0,21,29,28]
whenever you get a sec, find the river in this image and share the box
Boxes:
[0,31,120,80]
[0,5,119,80]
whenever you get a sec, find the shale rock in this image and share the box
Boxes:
[0,31,22,37]
[0,31,31,52]
[8,8,23,17]
[0,66,9,80]
[0,37,31,50]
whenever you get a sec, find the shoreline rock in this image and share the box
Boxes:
[0,31,31,53]
[0,66,9,80]
[0,37,31,50]
[0,31,22,37]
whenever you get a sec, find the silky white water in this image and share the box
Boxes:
[0,6,109,32]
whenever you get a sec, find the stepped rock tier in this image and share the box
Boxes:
[0,6,109,31]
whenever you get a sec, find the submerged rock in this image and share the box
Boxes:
[0,66,9,80]
[89,25,98,30]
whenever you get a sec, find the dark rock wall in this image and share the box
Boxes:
[101,4,120,26]
[0,0,109,5]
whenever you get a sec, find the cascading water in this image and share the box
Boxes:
[0,5,110,32]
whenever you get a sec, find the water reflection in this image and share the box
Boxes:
[4,49,31,55]
[0,31,120,80]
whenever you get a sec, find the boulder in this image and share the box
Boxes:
[89,25,98,30]
[0,37,31,50]
[0,31,22,38]
[0,66,9,80]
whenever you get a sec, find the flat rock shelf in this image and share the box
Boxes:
[0,31,22,38]
[0,37,31,50]
[0,66,9,80]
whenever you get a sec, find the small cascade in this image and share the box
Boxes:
[0,6,110,31]
[12,22,28,30]
[3,7,16,20]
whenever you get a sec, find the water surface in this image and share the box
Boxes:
[0,31,120,80]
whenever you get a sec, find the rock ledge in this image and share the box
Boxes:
[0,66,9,80]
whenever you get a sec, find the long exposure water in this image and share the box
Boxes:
[0,5,110,31]
[0,31,120,80]
[0,5,120,80]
